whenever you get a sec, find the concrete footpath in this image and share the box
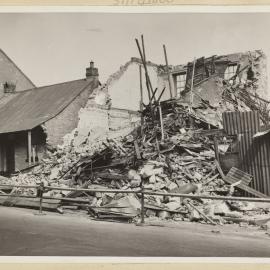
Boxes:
[0,206,269,257]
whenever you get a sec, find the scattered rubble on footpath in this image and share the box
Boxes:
[1,98,270,229]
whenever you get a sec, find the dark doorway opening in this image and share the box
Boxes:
[6,135,15,174]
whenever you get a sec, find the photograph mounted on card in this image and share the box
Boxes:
[0,5,269,259]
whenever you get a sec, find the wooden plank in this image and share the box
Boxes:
[158,102,165,141]
[189,58,196,112]
[203,173,219,186]
[135,38,151,103]
[66,179,92,198]
[134,140,141,160]
[139,64,143,110]
[213,136,219,163]
[96,172,126,181]
[144,203,187,214]
[0,196,60,210]
[163,44,173,98]
[140,35,155,101]
[183,199,216,225]
[193,128,225,137]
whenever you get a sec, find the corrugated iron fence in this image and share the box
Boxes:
[223,111,270,196]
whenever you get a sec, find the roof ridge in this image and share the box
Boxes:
[0,48,36,88]
[0,78,98,134]
[16,78,89,94]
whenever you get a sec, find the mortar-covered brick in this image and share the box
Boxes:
[44,87,93,146]
[73,105,110,146]
[108,107,140,131]
[63,103,140,147]
[107,60,159,111]
[253,51,268,99]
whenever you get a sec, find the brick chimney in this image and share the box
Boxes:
[86,60,99,81]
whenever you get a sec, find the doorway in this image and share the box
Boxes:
[6,135,15,174]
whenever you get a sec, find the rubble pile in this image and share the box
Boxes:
[0,97,254,224]
[179,51,270,129]
[222,75,270,125]
[1,94,269,227]
[0,39,269,227]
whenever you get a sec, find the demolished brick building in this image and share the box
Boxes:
[78,49,270,197]
[0,52,140,175]
[0,49,267,175]
[0,48,268,177]
[1,46,270,225]
[105,51,267,121]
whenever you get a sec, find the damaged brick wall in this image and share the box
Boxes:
[39,73,139,150]
[64,103,140,148]
[44,85,96,147]
[157,72,176,100]
[107,58,159,111]
[157,50,268,101]
[109,107,139,132]
[70,104,110,147]
[217,51,267,99]
[250,51,268,99]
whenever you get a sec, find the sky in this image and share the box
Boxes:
[0,12,270,86]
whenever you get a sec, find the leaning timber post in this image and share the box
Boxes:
[135,37,156,125]
[213,136,220,163]
[163,44,173,99]
[139,64,144,137]
[158,101,165,141]
[39,192,43,214]
[139,64,143,110]
[189,58,196,113]
[140,183,145,224]
[189,58,196,128]
[141,35,155,101]
[27,130,32,166]
[36,182,45,215]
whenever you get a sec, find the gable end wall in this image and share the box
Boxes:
[44,84,97,146]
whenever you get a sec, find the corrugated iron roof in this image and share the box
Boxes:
[0,78,95,134]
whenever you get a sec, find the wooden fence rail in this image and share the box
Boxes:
[0,183,270,224]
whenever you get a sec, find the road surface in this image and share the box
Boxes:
[0,206,269,256]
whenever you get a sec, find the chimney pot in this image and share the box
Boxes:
[86,60,99,80]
